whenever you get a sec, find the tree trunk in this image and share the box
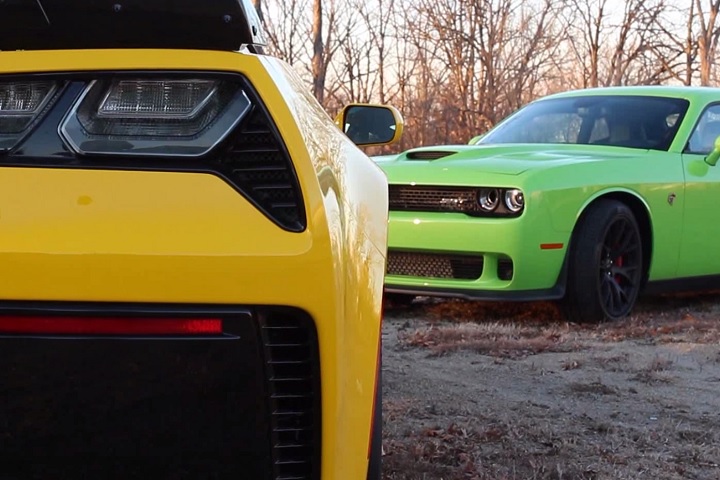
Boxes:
[312,0,326,104]
[696,0,720,86]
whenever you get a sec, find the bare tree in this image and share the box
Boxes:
[605,0,676,85]
[563,0,609,88]
[501,0,566,111]
[262,0,311,65]
[311,0,326,102]
[641,0,696,85]
[263,0,720,147]
[685,0,698,84]
[695,0,720,85]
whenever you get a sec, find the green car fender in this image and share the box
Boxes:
[532,177,682,283]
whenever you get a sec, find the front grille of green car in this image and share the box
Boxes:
[388,185,523,218]
[387,250,484,280]
[389,185,479,214]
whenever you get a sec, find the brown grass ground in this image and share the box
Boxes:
[381,293,720,479]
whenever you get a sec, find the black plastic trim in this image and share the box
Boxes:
[384,284,566,301]
[643,274,720,295]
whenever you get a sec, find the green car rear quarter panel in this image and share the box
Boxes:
[378,86,720,299]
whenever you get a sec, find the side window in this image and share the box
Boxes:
[687,104,720,154]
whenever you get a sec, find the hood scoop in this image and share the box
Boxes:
[406,150,457,160]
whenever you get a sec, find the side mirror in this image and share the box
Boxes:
[705,136,720,166]
[335,104,404,147]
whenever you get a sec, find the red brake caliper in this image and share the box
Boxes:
[614,254,624,284]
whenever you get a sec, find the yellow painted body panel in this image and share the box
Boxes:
[0,49,388,479]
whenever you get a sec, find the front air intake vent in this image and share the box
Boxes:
[260,311,321,480]
[406,150,456,160]
[219,106,306,232]
[387,250,484,280]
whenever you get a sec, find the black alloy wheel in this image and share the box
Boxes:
[561,199,643,323]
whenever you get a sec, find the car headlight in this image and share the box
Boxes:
[478,188,501,211]
[504,188,525,213]
[0,80,59,151]
[60,77,251,157]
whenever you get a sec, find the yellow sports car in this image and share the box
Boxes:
[0,1,401,479]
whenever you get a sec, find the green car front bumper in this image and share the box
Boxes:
[385,211,570,300]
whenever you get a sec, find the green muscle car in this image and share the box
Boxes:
[356,86,720,322]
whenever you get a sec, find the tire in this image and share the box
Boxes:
[383,293,415,307]
[366,359,382,480]
[561,199,643,323]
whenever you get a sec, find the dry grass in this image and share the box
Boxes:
[623,355,675,384]
[566,381,618,396]
[390,292,720,358]
[382,399,720,480]
[391,298,563,326]
[383,292,720,479]
[383,415,610,480]
[399,322,581,358]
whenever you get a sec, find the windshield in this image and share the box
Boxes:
[478,95,689,151]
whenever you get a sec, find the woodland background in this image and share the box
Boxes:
[253,0,720,149]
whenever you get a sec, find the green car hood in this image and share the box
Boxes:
[374,144,640,183]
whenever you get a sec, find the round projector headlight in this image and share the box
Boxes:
[478,188,500,211]
[504,189,525,213]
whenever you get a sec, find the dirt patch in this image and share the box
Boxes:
[381,293,720,479]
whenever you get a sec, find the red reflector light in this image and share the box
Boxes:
[540,243,564,250]
[0,316,222,335]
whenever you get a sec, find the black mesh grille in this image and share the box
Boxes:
[387,250,484,280]
[219,107,306,232]
[260,311,320,480]
[389,185,480,213]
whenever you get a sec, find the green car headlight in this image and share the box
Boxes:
[504,188,525,213]
[478,188,501,211]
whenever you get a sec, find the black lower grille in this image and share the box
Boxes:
[387,250,484,280]
[260,311,321,480]
[0,304,322,480]
[0,308,271,480]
